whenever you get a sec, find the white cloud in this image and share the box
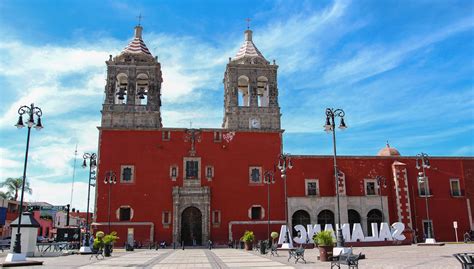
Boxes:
[257,0,352,73]
[0,148,23,179]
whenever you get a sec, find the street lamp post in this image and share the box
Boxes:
[263,170,275,242]
[80,153,97,253]
[104,171,117,234]
[416,153,433,241]
[324,108,347,248]
[375,176,387,223]
[277,154,293,247]
[11,104,43,257]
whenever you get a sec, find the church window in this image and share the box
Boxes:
[206,166,214,180]
[212,210,221,225]
[249,167,262,183]
[119,207,131,221]
[365,179,377,196]
[450,179,461,197]
[186,160,199,179]
[418,177,431,196]
[170,166,178,181]
[162,211,171,225]
[120,165,134,183]
[162,131,171,141]
[305,179,319,196]
[251,206,262,220]
[213,131,222,142]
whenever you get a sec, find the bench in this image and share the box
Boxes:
[331,253,361,269]
[288,247,306,264]
[0,244,10,252]
[270,243,278,256]
[453,253,474,269]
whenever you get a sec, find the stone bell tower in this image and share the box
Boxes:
[101,24,163,129]
[222,29,281,130]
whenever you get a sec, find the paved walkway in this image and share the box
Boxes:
[1,243,472,268]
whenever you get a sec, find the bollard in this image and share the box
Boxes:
[173,242,176,250]
[260,241,267,255]
[182,241,185,250]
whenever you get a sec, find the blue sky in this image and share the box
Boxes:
[0,0,473,210]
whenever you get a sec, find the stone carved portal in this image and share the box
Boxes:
[172,186,210,246]
[181,206,202,246]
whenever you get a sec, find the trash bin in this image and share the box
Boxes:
[260,241,267,255]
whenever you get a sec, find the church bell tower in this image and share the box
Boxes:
[222,29,281,130]
[101,25,163,129]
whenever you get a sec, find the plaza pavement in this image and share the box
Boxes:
[0,243,472,268]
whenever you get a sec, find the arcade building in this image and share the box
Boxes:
[92,24,474,246]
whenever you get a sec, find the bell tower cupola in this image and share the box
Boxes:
[101,24,163,129]
[222,28,281,130]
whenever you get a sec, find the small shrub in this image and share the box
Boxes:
[313,230,335,246]
[241,230,255,242]
[103,231,119,245]
[93,237,104,250]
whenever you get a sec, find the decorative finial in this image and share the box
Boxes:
[137,13,144,26]
[386,141,390,148]
[245,18,251,30]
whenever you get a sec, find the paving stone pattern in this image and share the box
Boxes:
[1,243,472,268]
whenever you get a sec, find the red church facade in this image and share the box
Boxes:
[92,25,474,246]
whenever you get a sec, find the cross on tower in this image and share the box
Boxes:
[245,18,251,30]
[137,13,144,26]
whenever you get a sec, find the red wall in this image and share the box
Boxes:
[95,128,473,245]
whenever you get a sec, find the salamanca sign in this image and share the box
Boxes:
[278,222,406,244]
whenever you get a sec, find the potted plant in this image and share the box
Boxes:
[93,231,105,254]
[103,231,119,257]
[241,230,255,250]
[313,230,335,262]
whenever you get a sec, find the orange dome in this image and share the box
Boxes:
[377,142,400,156]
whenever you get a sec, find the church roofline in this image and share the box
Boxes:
[289,155,474,160]
[98,126,284,133]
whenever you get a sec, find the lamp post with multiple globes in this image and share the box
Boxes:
[8,104,43,261]
[416,153,434,242]
[375,176,387,223]
[80,153,97,253]
[277,154,293,247]
[324,108,347,248]
[104,171,117,234]
[263,170,275,242]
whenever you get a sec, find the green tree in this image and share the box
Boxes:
[0,191,8,199]
[0,177,32,201]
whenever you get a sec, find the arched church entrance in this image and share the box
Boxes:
[181,206,202,246]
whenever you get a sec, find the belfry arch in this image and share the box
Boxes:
[238,75,250,106]
[257,76,269,107]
